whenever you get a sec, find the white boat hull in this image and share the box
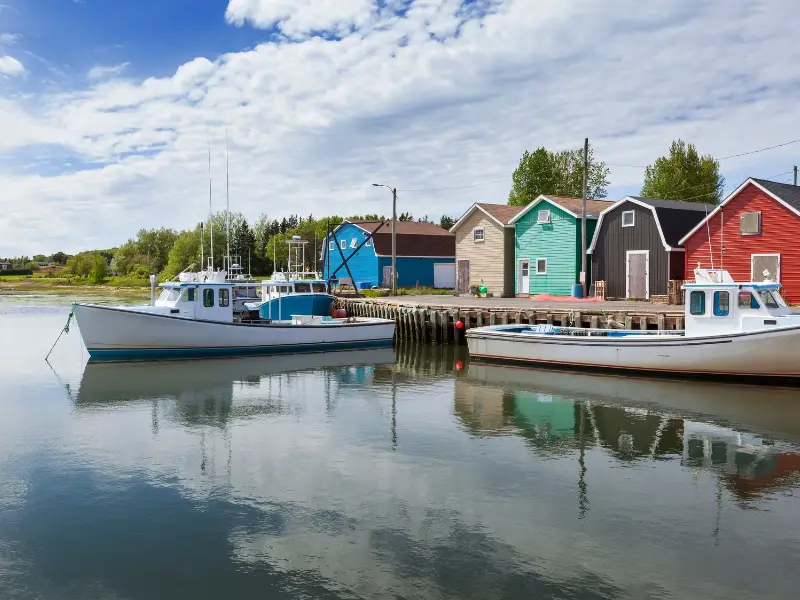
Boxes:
[73,303,395,360]
[466,325,800,380]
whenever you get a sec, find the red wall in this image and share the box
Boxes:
[684,183,800,303]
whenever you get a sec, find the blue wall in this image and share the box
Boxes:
[323,223,379,286]
[377,256,455,287]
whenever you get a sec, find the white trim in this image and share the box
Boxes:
[588,197,676,253]
[625,250,650,299]
[535,257,547,275]
[339,240,347,250]
[751,253,781,283]
[621,210,635,227]
[678,178,800,245]
[536,208,552,224]
[328,241,335,251]
[509,195,579,224]
[472,226,485,243]
[739,211,762,236]
[450,203,512,231]
[374,255,455,259]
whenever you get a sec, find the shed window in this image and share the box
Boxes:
[340,240,347,250]
[473,227,485,243]
[365,238,372,247]
[329,241,335,251]
[536,209,551,224]
[350,238,358,249]
[713,291,729,316]
[203,289,215,308]
[622,211,635,227]
[536,258,547,275]
[689,291,705,315]
[219,288,230,307]
[186,288,196,302]
[740,212,761,235]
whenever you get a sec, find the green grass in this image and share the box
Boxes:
[361,287,454,298]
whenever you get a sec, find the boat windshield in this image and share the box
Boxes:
[295,282,311,293]
[758,289,781,309]
[311,282,327,293]
[157,288,181,303]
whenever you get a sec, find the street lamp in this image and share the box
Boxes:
[372,183,397,294]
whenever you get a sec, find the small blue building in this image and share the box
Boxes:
[322,220,456,288]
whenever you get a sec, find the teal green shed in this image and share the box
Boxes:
[510,195,613,296]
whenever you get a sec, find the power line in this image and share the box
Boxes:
[397,179,507,193]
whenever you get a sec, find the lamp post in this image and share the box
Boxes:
[373,183,397,294]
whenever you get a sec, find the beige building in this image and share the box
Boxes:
[450,203,521,297]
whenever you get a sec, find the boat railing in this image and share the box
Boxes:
[499,325,684,337]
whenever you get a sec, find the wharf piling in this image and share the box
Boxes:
[339,298,685,345]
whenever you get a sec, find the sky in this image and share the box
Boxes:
[0,0,799,257]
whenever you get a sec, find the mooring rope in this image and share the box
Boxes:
[45,308,74,362]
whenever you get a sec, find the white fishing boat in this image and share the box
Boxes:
[71,273,394,360]
[466,268,800,382]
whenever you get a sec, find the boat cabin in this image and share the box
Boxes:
[154,282,235,322]
[682,269,799,337]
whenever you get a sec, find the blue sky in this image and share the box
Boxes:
[1,0,799,256]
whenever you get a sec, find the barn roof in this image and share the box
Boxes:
[338,220,455,257]
[450,203,522,230]
[509,195,614,224]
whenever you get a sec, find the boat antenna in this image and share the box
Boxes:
[225,130,231,274]
[208,137,214,271]
[705,203,714,270]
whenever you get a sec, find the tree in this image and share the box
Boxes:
[51,252,68,265]
[25,261,40,271]
[439,215,456,230]
[162,228,201,280]
[640,139,725,204]
[508,144,610,206]
[398,212,413,222]
[89,254,108,283]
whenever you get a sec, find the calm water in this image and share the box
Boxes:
[2,295,800,600]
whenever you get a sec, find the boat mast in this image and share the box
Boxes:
[225,130,231,274]
[208,139,214,271]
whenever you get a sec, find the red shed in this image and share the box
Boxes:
[679,178,800,303]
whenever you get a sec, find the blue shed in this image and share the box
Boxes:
[322,220,456,288]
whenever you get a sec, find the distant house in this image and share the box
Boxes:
[450,203,521,297]
[0,262,11,270]
[679,178,800,303]
[322,220,455,289]
[588,197,713,299]
[510,195,613,296]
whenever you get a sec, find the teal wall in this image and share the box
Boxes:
[515,201,596,295]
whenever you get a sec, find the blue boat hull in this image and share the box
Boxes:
[258,294,336,320]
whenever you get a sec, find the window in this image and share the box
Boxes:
[203,288,214,307]
[186,288,196,302]
[294,282,311,293]
[350,238,357,249]
[536,209,551,224]
[713,291,730,316]
[536,258,547,275]
[758,289,780,309]
[365,238,372,247]
[473,227,485,243]
[521,261,529,277]
[312,282,327,293]
[738,291,760,309]
[689,291,706,315]
[740,211,761,235]
[329,241,335,251]
[219,288,230,307]
[622,210,635,227]
[274,285,290,294]
[340,240,347,250]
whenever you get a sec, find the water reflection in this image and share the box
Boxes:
[3,311,800,599]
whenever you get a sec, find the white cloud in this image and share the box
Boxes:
[2,0,800,256]
[0,33,20,46]
[225,0,376,38]
[86,62,130,81]
[0,54,24,77]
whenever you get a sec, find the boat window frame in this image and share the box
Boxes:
[186,287,196,302]
[311,282,327,293]
[689,290,706,316]
[203,288,215,308]
[219,288,230,307]
[738,290,760,309]
[713,291,730,317]
[758,289,780,309]
[294,282,311,293]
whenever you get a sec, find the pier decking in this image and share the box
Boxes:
[339,295,685,344]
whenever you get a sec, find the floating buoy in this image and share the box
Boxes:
[455,360,463,371]
[336,308,347,318]
[456,320,463,329]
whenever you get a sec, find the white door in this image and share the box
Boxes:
[626,250,649,299]
[433,263,456,289]
[519,260,530,294]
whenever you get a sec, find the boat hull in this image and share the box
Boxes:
[73,303,395,360]
[466,325,800,381]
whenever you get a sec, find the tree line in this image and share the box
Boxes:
[508,139,725,207]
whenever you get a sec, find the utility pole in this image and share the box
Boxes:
[794,165,798,186]
[581,138,588,298]
[392,187,397,295]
